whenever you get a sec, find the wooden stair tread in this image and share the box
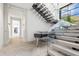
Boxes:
[68,27,79,30]
[50,44,79,56]
[56,35,79,42]
[53,39,79,49]
[56,30,79,33]
[56,32,79,37]
[48,49,64,56]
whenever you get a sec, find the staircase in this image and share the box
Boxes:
[48,25,79,56]
[32,3,55,23]
[32,3,79,56]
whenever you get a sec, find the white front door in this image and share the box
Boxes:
[11,19,21,38]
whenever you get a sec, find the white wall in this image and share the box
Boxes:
[0,3,4,47]
[7,3,52,42]
[45,3,59,20]
[7,3,69,42]
[26,9,51,41]
[26,3,69,41]
[0,3,9,47]
[3,4,9,45]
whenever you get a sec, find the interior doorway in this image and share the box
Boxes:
[11,17,21,38]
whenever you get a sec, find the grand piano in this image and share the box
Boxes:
[34,31,56,47]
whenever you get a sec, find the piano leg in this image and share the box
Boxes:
[36,38,39,47]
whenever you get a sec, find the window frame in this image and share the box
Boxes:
[59,3,72,19]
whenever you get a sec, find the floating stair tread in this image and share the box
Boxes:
[56,35,79,42]
[56,32,79,37]
[68,27,79,30]
[48,49,64,56]
[56,30,79,33]
[50,44,79,56]
[53,39,79,49]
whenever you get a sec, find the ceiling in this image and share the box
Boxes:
[9,3,33,9]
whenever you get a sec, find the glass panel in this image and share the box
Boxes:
[69,3,79,10]
[61,12,68,16]
[61,7,68,13]
[61,3,79,24]
[71,8,79,16]
[70,15,79,24]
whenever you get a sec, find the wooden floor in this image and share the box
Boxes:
[0,38,47,56]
